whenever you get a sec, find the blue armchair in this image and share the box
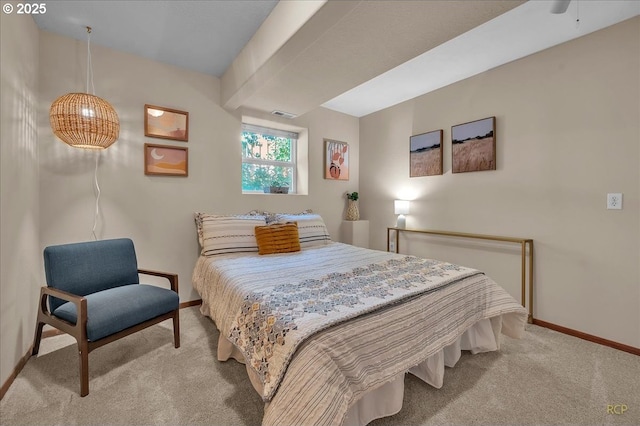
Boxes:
[32,238,180,396]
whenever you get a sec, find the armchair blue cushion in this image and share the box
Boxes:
[53,284,179,341]
[33,238,180,397]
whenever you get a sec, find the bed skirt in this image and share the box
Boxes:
[217,314,509,425]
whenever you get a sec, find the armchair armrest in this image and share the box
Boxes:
[39,286,86,314]
[138,268,179,293]
[37,286,88,339]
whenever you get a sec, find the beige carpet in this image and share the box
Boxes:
[1,306,638,425]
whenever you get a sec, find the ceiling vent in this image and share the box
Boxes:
[271,110,297,119]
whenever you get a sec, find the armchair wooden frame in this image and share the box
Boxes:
[32,269,180,397]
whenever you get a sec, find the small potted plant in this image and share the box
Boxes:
[345,192,359,220]
[268,181,289,194]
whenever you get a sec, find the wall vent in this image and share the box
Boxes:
[271,110,297,119]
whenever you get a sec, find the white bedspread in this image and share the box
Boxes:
[193,242,528,425]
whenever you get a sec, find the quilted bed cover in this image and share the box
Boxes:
[192,242,527,425]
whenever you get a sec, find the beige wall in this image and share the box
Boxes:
[359,18,640,347]
[2,7,636,392]
[38,31,359,304]
[0,11,41,387]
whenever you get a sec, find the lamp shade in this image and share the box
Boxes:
[394,200,410,215]
[49,93,120,149]
[550,0,571,14]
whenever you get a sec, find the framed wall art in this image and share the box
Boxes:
[451,116,496,173]
[410,129,443,177]
[144,104,189,142]
[324,139,349,180]
[144,143,188,177]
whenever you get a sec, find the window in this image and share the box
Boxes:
[242,123,297,193]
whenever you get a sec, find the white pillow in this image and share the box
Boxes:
[274,213,331,248]
[196,213,267,256]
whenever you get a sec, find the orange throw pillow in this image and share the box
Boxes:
[255,222,301,255]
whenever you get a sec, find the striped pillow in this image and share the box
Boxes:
[194,213,206,246]
[255,223,301,255]
[197,214,266,256]
[274,214,331,248]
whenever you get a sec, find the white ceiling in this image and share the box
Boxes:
[323,0,640,117]
[33,1,639,118]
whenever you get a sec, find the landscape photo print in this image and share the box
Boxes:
[410,129,443,177]
[452,116,496,173]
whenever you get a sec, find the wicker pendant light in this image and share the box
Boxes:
[50,93,119,149]
[49,27,119,149]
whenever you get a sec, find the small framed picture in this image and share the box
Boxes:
[452,116,496,173]
[144,143,188,177]
[324,139,349,180]
[410,129,443,177]
[144,104,189,142]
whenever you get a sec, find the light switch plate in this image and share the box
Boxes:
[607,193,623,210]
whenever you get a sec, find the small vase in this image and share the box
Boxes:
[346,199,360,221]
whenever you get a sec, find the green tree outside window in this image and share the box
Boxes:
[242,125,297,192]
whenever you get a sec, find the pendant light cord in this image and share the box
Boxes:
[87,26,101,240]
[86,26,95,95]
[92,152,101,240]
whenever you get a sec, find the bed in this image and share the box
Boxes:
[192,212,528,425]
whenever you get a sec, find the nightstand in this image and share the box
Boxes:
[341,220,369,248]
